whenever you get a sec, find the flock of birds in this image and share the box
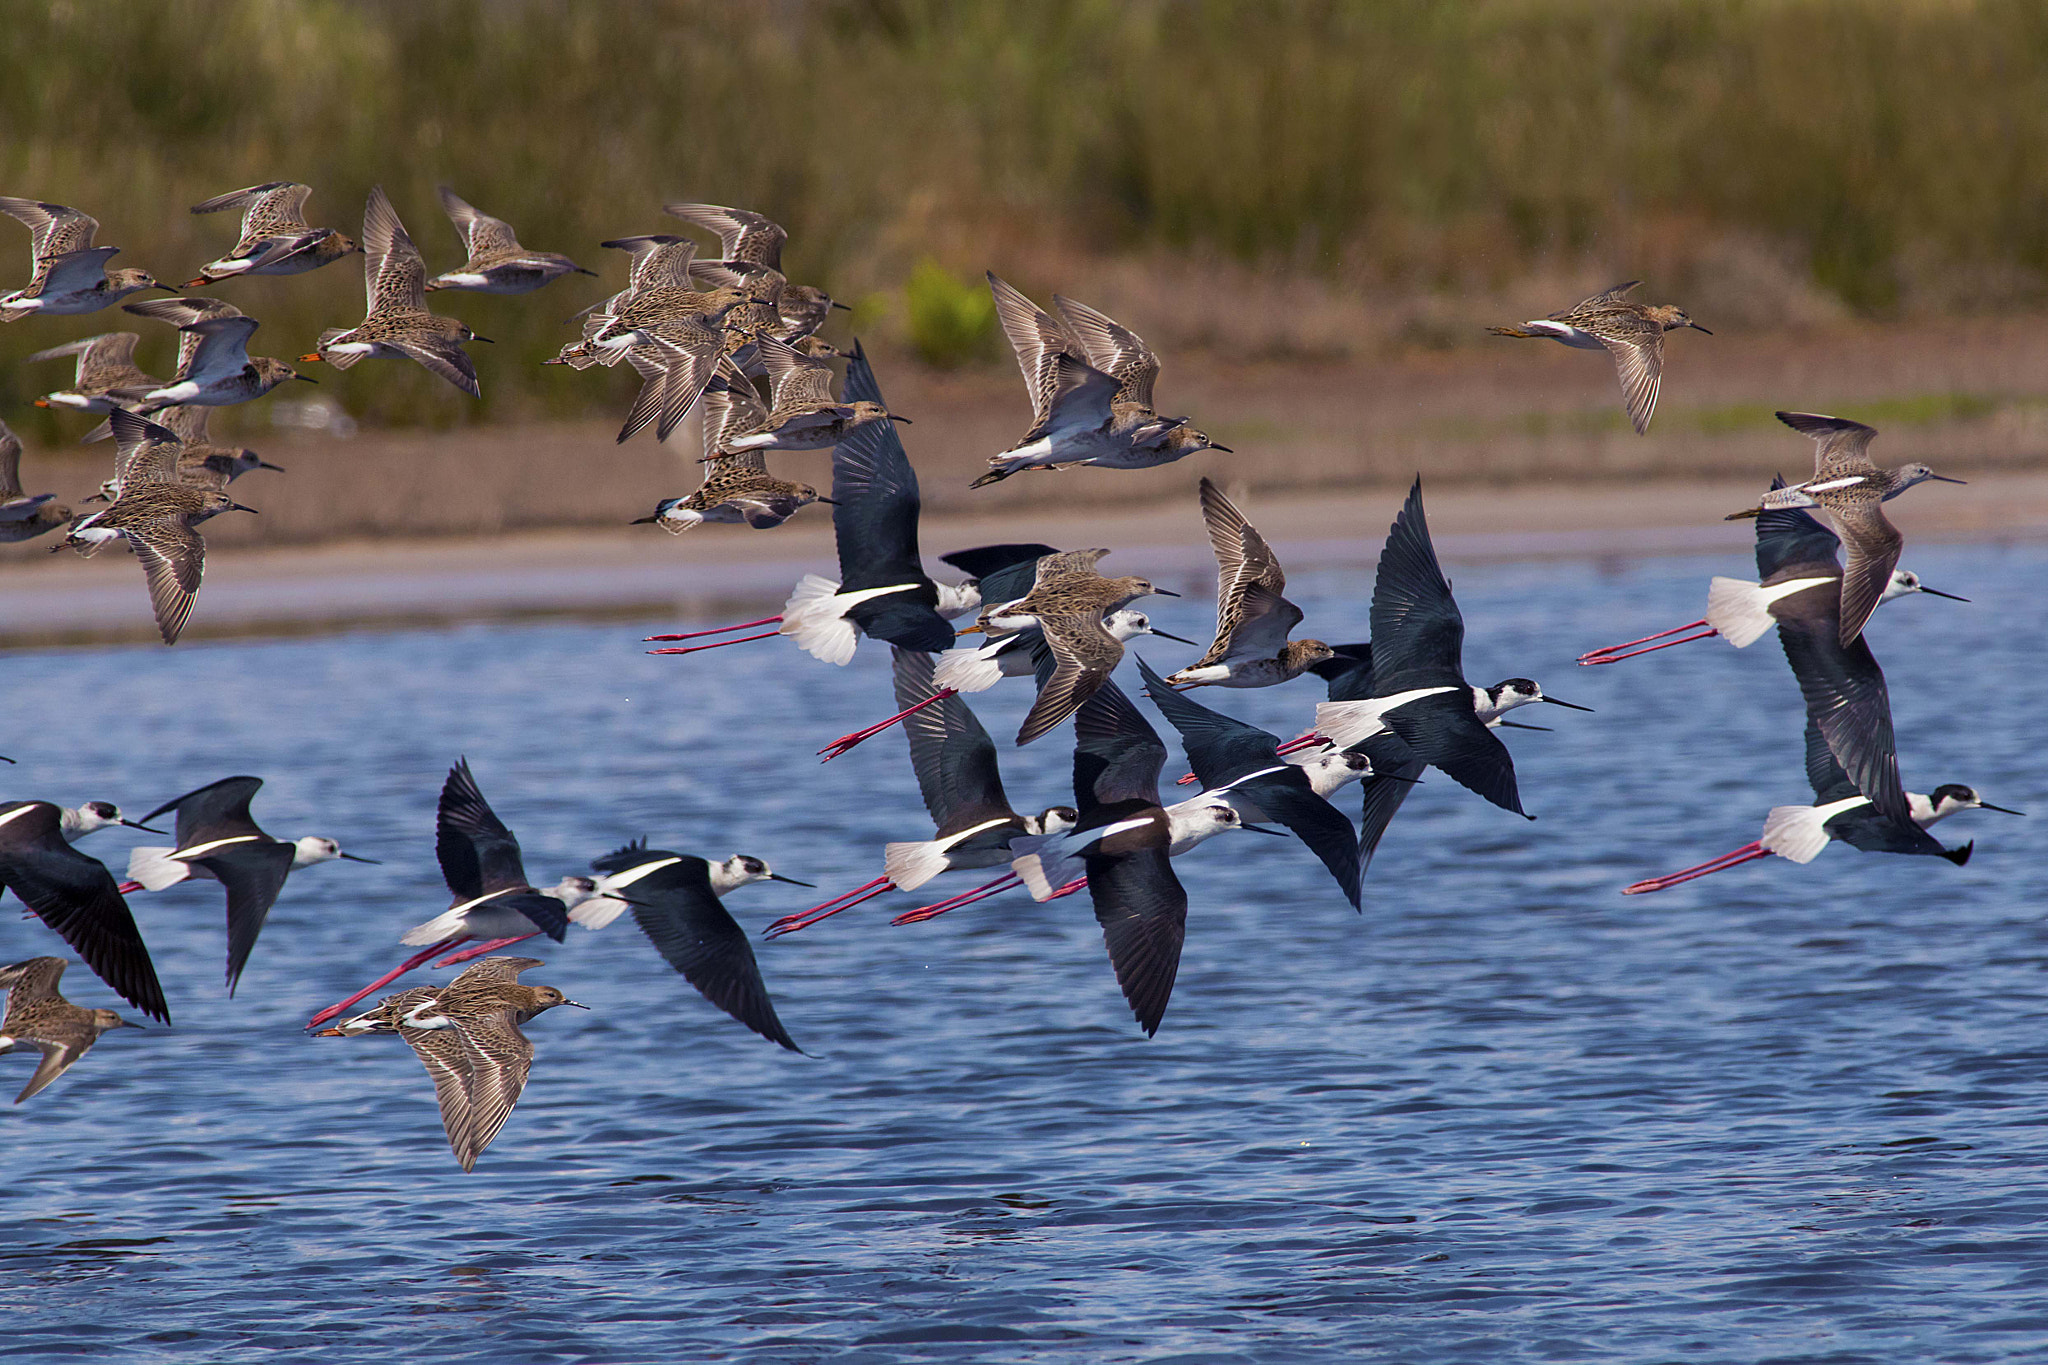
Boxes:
[0,185,2023,1171]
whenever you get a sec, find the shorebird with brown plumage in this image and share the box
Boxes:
[184,181,358,285]
[663,201,849,340]
[1487,280,1709,434]
[0,420,71,544]
[109,313,311,414]
[29,332,159,414]
[316,956,585,1172]
[712,334,903,454]
[299,187,489,397]
[0,198,164,319]
[426,185,594,294]
[53,410,257,644]
[0,958,143,1104]
[1725,412,1966,648]
[1166,478,1332,689]
[975,274,1224,486]
[969,548,1180,745]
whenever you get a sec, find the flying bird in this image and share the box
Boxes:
[1486,280,1708,434]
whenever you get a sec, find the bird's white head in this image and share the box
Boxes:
[1925,784,2025,823]
[713,854,814,896]
[61,800,130,839]
[292,835,377,869]
[1481,678,1594,724]
[1030,805,1080,837]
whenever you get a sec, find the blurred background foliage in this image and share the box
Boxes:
[3,0,2046,431]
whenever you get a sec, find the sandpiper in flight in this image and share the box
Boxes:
[1486,280,1708,434]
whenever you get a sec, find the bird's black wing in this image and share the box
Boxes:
[1382,692,1528,817]
[1309,642,1375,701]
[1072,679,1167,812]
[1368,479,1466,691]
[974,553,1057,610]
[1755,476,1842,579]
[595,849,799,1052]
[1353,732,1425,874]
[196,839,295,995]
[0,804,168,1022]
[1233,779,1362,909]
[833,340,930,595]
[1134,656,1279,787]
[1775,613,1910,830]
[498,892,570,941]
[143,774,265,847]
[893,648,1014,833]
[938,543,1061,582]
[1086,841,1186,1038]
[436,758,530,898]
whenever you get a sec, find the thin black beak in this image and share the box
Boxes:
[575,266,599,276]
[0,756,12,764]
[117,1018,146,1028]
[338,852,381,864]
[769,873,816,887]
[1689,323,1713,334]
[564,1000,591,1010]
[1209,444,1234,453]
[120,819,166,833]
[1979,803,2026,816]
[258,460,287,472]
[1930,474,1967,484]
[815,497,839,506]
[1150,629,1201,646]
[1150,588,1182,597]
[887,413,912,423]
[472,334,495,344]
[1240,823,1289,837]
[229,503,259,514]
[1918,586,1969,602]
[830,300,852,311]
[294,373,319,383]
[1498,720,1552,731]
[1540,697,1594,712]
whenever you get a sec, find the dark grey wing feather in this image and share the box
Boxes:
[1071,679,1167,810]
[1368,478,1465,690]
[892,648,1013,832]
[1383,693,1527,817]
[143,774,265,844]
[832,340,931,596]
[0,805,169,1022]
[1775,613,1910,829]
[436,758,530,898]
[196,840,295,994]
[1086,842,1186,1037]
[1237,780,1362,909]
[604,852,799,1052]
[937,543,1059,583]
[1755,476,1842,578]
[1135,656,1279,786]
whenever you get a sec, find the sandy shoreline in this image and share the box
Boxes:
[6,472,2046,649]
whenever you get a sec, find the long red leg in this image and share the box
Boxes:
[435,932,541,966]
[305,936,467,1029]
[1622,843,1770,895]
[1579,623,1719,665]
[763,877,895,938]
[647,629,781,656]
[117,880,143,894]
[1045,877,1087,901]
[645,615,783,642]
[1578,618,1710,662]
[1273,734,1330,757]
[891,872,1019,925]
[818,689,958,762]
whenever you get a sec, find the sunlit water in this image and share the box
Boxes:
[2,542,2044,1364]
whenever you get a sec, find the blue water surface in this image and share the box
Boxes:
[1,541,2044,1364]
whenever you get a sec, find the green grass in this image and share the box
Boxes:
[3,0,2046,428]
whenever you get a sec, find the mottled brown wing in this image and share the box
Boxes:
[401,1025,478,1168]
[128,517,206,645]
[1829,500,1904,648]
[389,338,481,399]
[1016,612,1122,746]
[437,186,521,258]
[453,1013,534,1168]
[662,203,787,270]
[362,186,426,315]
[1053,294,1159,408]
[1595,327,1664,435]
[988,272,1082,427]
[0,198,99,258]
[757,335,837,409]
